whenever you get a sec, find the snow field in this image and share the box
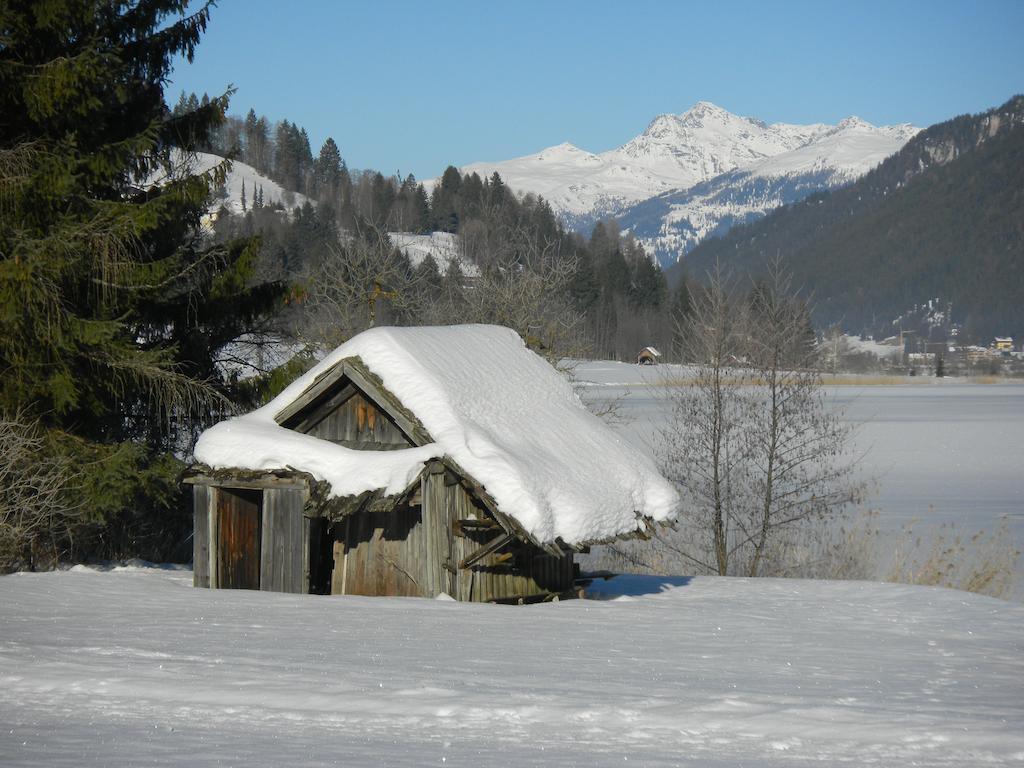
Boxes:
[146,151,312,217]
[387,231,480,277]
[1,566,1022,767]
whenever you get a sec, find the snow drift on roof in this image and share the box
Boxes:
[194,325,680,544]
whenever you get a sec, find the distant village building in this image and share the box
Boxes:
[637,346,662,365]
[993,337,1014,354]
[187,325,678,602]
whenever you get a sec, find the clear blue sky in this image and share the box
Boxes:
[169,0,1024,179]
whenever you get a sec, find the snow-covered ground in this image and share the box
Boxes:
[388,231,480,277]
[146,151,312,217]
[2,565,1022,767]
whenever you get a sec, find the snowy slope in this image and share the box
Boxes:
[460,102,918,264]
[388,231,480,277]
[2,566,1022,767]
[147,150,312,216]
[462,102,833,219]
[618,118,920,262]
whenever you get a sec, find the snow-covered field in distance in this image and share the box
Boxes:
[572,360,1024,548]
[2,565,1022,767]
[145,151,312,217]
[388,231,480,277]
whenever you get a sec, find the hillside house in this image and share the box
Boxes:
[637,346,662,365]
[186,325,678,602]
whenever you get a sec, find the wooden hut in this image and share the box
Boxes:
[637,346,662,365]
[187,325,678,602]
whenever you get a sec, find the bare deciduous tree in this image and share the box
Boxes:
[659,264,751,574]
[0,412,81,572]
[740,262,864,576]
[422,218,587,360]
[303,227,427,346]
[603,261,864,577]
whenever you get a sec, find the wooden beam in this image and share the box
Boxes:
[274,360,347,426]
[459,533,514,569]
[289,382,356,433]
[324,439,411,451]
[452,517,500,536]
[183,473,311,491]
[433,456,559,555]
[341,359,432,446]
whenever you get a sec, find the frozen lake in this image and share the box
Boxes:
[573,362,1024,545]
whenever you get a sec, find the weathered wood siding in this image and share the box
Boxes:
[328,466,574,602]
[192,485,211,588]
[259,487,310,594]
[444,482,573,602]
[420,466,454,597]
[331,502,427,597]
[216,488,262,590]
[307,388,411,447]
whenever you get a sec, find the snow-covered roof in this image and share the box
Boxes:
[194,325,679,545]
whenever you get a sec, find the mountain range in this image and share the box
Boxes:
[461,102,918,266]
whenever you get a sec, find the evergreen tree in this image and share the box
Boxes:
[414,184,432,233]
[243,108,259,165]
[0,0,286,562]
[431,166,462,232]
[570,247,600,313]
[313,137,343,203]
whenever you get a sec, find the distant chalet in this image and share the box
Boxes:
[637,346,662,365]
[186,325,678,603]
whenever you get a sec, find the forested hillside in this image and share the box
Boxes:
[683,96,1024,340]
[176,93,683,362]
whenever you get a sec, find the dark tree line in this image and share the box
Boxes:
[183,101,685,361]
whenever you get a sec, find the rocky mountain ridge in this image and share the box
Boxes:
[461,102,918,266]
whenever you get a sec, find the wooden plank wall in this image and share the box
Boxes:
[328,471,574,602]
[260,487,310,594]
[331,502,427,597]
[445,482,573,602]
[192,485,210,588]
[308,389,410,447]
[420,467,453,597]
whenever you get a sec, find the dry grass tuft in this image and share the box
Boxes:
[886,517,1020,599]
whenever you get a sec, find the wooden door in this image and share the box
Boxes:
[217,488,262,589]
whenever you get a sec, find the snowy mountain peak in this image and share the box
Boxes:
[676,100,744,126]
[639,102,755,140]
[836,115,874,130]
[459,102,919,243]
[537,142,591,159]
